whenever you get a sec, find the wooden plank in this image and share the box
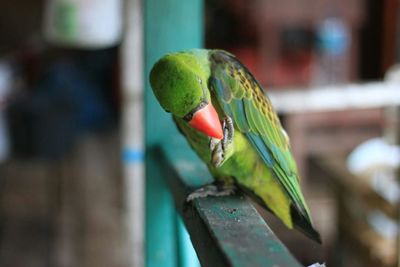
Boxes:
[157,137,302,267]
[311,157,397,266]
[268,82,400,114]
[311,157,397,219]
[382,0,398,73]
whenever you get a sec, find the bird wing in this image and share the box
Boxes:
[209,50,311,220]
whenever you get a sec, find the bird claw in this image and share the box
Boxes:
[221,116,234,149]
[211,142,224,167]
[209,116,234,167]
[209,137,219,151]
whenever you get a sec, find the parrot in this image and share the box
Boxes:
[150,49,321,243]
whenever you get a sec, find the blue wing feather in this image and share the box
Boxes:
[209,50,311,218]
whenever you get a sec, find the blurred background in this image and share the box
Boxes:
[0,0,399,266]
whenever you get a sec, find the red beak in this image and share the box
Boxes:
[189,103,223,140]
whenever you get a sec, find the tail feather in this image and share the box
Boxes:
[237,184,322,243]
[291,205,322,244]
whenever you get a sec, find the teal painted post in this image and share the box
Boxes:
[177,217,201,267]
[144,1,204,267]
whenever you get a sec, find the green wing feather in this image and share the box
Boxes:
[209,50,316,234]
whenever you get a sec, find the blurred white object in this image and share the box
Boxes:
[368,210,398,239]
[308,263,325,267]
[384,64,400,82]
[347,138,400,174]
[0,61,13,162]
[43,0,123,48]
[347,138,400,204]
[269,82,400,114]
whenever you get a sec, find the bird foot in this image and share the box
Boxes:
[209,116,234,167]
[186,183,236,202]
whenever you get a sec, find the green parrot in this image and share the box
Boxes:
[150,49,321,243]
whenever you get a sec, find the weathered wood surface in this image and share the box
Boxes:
[157,137,302,267]
[311,157,398,266]
[311,157,397,219]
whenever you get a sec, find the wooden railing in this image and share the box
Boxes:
[155,137,303,267]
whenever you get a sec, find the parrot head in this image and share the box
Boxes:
[150,51,223,140]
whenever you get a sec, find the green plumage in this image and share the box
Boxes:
[150,49,321,243]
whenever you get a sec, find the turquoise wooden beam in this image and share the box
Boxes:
[144,0,203,267]
[158,137,303,267]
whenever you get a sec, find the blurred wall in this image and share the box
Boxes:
[0,0,45,52]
